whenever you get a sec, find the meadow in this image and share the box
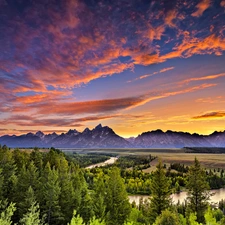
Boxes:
[14,147,225,169]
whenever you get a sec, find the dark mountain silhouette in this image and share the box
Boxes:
[0,125,225,148]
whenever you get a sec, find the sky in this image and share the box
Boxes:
[0,0,225,137]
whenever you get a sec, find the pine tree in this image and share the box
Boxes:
[39,162,63,225]
[0,201,16,225]
[58,157,75,223]
[92,177,106,221]
[18,186,37,219]
[71,168,87,213]
[0,148,17,201]
[79,190,94,224]
[0,168,4,200]
[16,162,39,206]
[106,167,131,225]
[149,160,171,224]
[186,158,210,224]
[20,201,45,225]
[12,149,29,172]
[30,148,43,171]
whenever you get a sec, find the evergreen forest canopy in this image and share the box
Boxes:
[0,145,225,225]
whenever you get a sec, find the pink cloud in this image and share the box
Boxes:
[192,111,225,119]
[221,0,225,7]
[192,0,211,17]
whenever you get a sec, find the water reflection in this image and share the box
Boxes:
[129,188,225,205]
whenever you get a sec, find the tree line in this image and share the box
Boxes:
[0,145,225,224]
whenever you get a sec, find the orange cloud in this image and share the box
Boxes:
[162,34,225,61]
[165,10,178,27]
[192,111,225,119]
[125,83,217,109]
[9,82,215,117]
[179,72,225,85]
[36,96,146,115]
[132,53,164,66]
[0,128,68,136]
[221,0,225,7]
[196,96,225,103]
[192,0,211,17]
[0,113,120,128]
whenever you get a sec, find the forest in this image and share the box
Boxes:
[0,145,225,225]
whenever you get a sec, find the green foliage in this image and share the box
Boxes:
[0,201,16,225]
[18,186,37,219]
[186,158,210,223]
[39,162,63,225]
[0,146,224,225]
[89,217,106,225]
[19,201,45,225]
[70,153,110,168]
[106,167,131,225]
[0,147,17,202]
[127,207,145,225]
[124,222,135,225]
[149,160,172,224]
[116,155,155,169]
[188,213,202,225]
[92,177,106,221]
[212,208,224,222]
[204,207,218,225]
[67,211,84,225]
[79,191,94,224]
[153,210,182,225]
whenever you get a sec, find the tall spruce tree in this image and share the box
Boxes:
[18,186,36,219]
[79,190,94,224]
[19,201,45,225]
[58,157,75,223]
[39,162,63,225]
[186,158,210,224]
[0,147,17,202]
[149,160,171,224]
[106,167,131,225]
[92,177,106,221]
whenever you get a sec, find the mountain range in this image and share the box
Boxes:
[0,124,225,148]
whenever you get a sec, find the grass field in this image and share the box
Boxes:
[16,147,225,170]
[63,148,225,170]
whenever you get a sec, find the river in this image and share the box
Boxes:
[85,158,225,205]
[85,157,118,169]
[129,188,225,205]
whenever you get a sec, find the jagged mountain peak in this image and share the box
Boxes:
[36,131,44,137]
[0,126,225,148]
[94,124,102,129]
[83,127,91,133]
[66,129,79,136]
[26,132,35,137]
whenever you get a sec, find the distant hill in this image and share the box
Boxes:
[0,125,225,148]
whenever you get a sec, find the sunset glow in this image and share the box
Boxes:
[1,0,225,137]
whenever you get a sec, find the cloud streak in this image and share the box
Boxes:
[127,67,175,83]
[179,72,225,85]
[192,111,225,120]
[30,83,216,116]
